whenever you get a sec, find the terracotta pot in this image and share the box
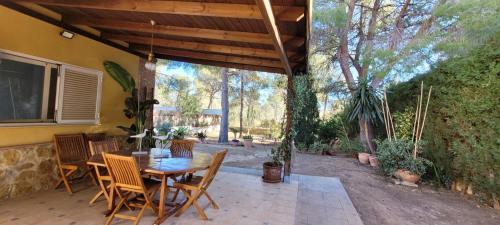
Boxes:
[369,155,378,167]
[352,152,358,159]
[358,153,370,164]
[395,169,421,184]
[262,162,282,183]
[243,139,253,149]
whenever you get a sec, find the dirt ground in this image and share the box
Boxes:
[194,140,499,225]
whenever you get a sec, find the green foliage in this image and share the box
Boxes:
[229,127,239,139]
[307,141,331,154]
[156,122,172,135]
[270,131,294,164]
[317,116,340,143]
[242,134,253,140]
[392,107,415,140]
[386,38,500,200]
[103,61,135,92]
[173,127,189,140]
[293,75,320,147]
[347,78,383,124]
[337,118,365,153]
[376,139,432,176]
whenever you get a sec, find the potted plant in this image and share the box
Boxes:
[195,131,207,143]
[377,139,432,184]
[263,137,289,183]
[369,154,379,167]
[358,148,370,164]
[242,134,253,149]
[173,127,189,140]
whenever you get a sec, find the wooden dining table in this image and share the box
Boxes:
[87,148,213,225]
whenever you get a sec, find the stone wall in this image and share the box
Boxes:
[0,135,134,200]
[0,143,59,200]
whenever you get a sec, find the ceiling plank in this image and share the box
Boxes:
[134,46,285,68]
[155,53,285,74]
[65,17,297,45]
[104,33,304,60]
[255,0,293,76]
[21,0,305,22]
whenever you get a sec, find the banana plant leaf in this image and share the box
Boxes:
[103,61,136,92]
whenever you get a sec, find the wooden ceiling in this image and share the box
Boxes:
[4,0,311,75]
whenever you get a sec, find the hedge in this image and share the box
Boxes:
[386,38,499,204]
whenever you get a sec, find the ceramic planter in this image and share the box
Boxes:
[395,169,421,184]
[262,162,282,183]
[243,139,253,149]
[369,155,378,167]
[358,153,370,164]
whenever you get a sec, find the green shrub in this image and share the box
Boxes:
[392,107,414,140]
[318,116,340,143]
[293,75,319,147]
[376,139,432,176]
[307,141,331,154]
[386,38,499,201]
[242,134,253,140]
[173,127,189,140]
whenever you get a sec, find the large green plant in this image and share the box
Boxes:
[292,75,319,147]
[376,139,431,176]
[386,38,499,205]
[103,61,159,147]
[347,78,383,153]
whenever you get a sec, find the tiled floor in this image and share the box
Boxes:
[0,169,362,225]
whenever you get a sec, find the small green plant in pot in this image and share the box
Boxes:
[242,134,253,149]
[173,127,189,140]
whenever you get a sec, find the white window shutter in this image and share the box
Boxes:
[57,65,102,124]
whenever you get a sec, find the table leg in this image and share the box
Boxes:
[104,183,115,216]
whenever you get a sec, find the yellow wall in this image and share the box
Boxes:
[0,6,140,147]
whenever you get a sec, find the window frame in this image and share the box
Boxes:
[0,48,103,127]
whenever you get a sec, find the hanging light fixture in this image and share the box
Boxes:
[144,20,156,71]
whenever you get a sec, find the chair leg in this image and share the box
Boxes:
[133,204,148,225]
[175,189,195,217]
[105,197,126,225]
[172,188,181,202]
[56,167,75,194]
[192,196,208,220]
[89,190,105,205]
[202,190,219,209]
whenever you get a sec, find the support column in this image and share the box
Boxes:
[283,72,295,180]
[138,58,156,129]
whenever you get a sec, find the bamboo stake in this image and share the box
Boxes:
[413,81,424,159]
[384,91,397,140]
[412,95,419,142]
[418,86,432,141]
[381,97,390,140]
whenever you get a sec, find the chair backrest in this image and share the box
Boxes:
[88,138,120,156]
[200,149,228,188]
[84,133,106,152]
[102,153,145,192]
[170,139,195,151]
[54,134,89,163]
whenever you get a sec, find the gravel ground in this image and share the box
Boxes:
[193,141,499,225]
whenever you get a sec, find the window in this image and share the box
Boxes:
[0,50,102,125]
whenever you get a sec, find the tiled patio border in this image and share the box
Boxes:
[220,166,364,225]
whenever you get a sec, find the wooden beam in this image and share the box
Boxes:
[255,0,293,76]
[22,0,305,22]
[0,1,145,58]
[65,17,296,45]
[134,46,285,68]
[157,54,285,75]
[104,33,303,61]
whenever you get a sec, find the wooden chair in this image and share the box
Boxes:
[53,134,96,194]
[170,139,195,158]
[103,153,161,225]
[88,139,120,205]
[84,132,106,155]
[173,149,228,220]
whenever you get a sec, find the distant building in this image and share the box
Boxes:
[200,109,222,125]
[153,106,180,126]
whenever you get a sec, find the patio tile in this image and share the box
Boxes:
[0,169,363,225]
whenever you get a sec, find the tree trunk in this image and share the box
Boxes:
[323,94,328,119]
[239,74,244,138]
[207,93,213,109]
[359,117,376,154]
[284,73,294,178]
[218,68,229,143]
